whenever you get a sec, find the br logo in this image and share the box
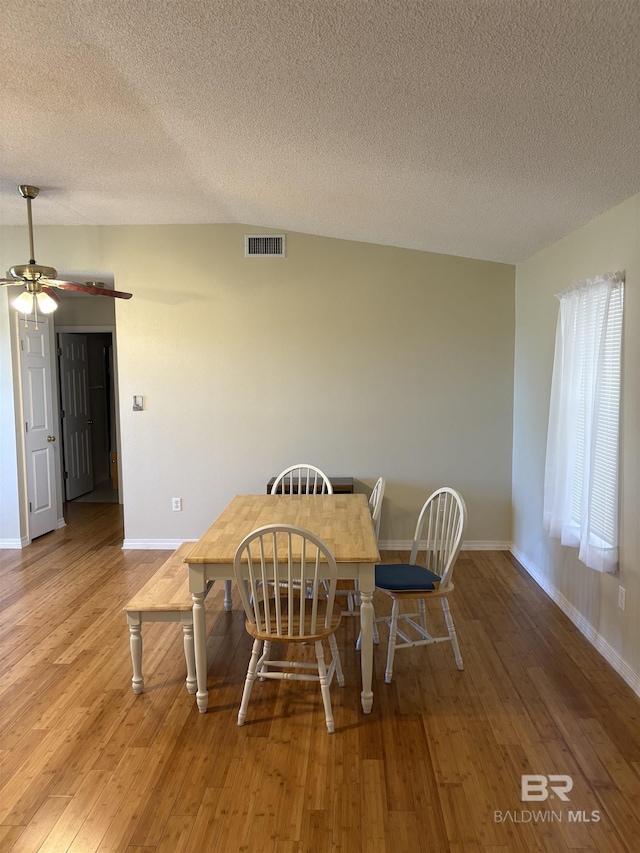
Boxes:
[521,775,573,802]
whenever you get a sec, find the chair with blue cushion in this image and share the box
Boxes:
[375,487,466,683]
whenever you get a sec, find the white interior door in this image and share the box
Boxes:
[58,333,94,500]
[19,317,58,539]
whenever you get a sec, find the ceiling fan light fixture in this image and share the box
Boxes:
[36,291,58,314]
[12,291,35,314]
[11,288,58,317]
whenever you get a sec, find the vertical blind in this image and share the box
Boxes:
[543,271,624,573]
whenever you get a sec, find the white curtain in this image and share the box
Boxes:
[543,271,624,573]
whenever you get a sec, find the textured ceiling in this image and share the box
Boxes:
[1,0,638,263]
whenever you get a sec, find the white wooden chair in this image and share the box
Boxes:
[270,464,333,495]
[375,487,466,683]
[234,524,345,733]
[270,464,333,598]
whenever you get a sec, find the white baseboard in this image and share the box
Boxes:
[380,539,511,551]
[1,519,65,549]
[122,538,196,550]
[0,536,30,549]
[511,545,640,699]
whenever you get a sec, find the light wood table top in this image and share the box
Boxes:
[186,493,380,566]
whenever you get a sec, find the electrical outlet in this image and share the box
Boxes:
[172,497,182,512]
[618,586,626,611]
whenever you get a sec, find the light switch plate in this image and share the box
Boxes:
[133,395,143,411]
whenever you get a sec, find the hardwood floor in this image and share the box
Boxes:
[1,502,639,852]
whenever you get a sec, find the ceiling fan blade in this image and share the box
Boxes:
[41,285,62,305]
[49,280,133,299]
[0,278,21,285]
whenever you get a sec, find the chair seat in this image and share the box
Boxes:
[375,563,442,591]
[245,602,342,644]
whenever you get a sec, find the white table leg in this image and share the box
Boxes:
[128,615,144,694]
[359,588,374,714]
[223,579,233,611]
[182,614,197,694]
[192,590,208,712]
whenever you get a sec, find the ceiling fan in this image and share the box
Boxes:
[1,185,132,320]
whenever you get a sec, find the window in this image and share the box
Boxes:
[543,271,624,573]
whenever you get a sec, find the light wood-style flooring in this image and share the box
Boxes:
[1,502,639,852]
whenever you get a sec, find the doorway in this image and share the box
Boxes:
[57,330,120,504]
[10,269,123,545]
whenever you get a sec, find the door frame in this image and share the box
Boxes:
[55,325,122,506]
[1,281,123,548]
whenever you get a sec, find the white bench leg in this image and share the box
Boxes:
[128,615,144,694]
[182,614,197,693]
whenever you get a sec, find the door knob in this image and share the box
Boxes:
[47,435,56,442]
[87,420,94,425]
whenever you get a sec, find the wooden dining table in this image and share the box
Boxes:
[185,493,380,714]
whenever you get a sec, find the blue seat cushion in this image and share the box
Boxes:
[375,563,442,592]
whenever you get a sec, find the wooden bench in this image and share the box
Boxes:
[123,542,214,694]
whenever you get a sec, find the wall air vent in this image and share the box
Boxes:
[245,234,286,258]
